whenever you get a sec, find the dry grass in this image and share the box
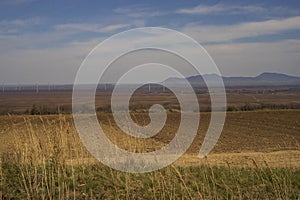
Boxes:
[0,111,300,199]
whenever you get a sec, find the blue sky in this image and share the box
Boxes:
[1,0,300,84]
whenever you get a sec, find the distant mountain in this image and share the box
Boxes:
[164,72,300,86]
[254,72,300,81]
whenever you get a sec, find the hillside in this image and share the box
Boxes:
[165,72,300,86]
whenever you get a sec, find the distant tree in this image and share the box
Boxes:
[30,104,39,115]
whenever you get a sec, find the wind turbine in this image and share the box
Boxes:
[36,83,39,93]
[148,83,151,93]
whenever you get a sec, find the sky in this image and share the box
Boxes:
[0,0,300,84]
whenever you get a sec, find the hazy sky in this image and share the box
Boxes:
[1,0,300,84]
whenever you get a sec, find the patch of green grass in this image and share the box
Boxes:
[1,160,300,199]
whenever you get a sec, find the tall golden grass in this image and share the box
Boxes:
[1,114,299,199]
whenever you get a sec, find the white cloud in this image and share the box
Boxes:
[0,20,136,52]
[0,18,42,34]
[132,20,145,27]
[1,0,37,5]
[114,6,168,18]
[177,4,265,15]
[0,18,41,26]
[182,16,300,43]
[205,39,300,76]
[54,23,130,33]
[99,24,130,33]
[0,38,103,84]
[2,37,300,84]
[0,28,76,51]
[1,13,300,84]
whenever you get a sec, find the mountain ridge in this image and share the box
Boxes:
[164,72,300,86]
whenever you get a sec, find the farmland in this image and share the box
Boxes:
[0,85,300,114]
[0,86,300,199]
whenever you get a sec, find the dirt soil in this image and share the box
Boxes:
[0,110,299,168]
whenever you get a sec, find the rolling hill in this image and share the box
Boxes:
[165,72,300,86]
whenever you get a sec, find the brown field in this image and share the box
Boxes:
[1,110,299,168]
[0,86,300,114]
[0,88,300,166]
[1,88,300,199]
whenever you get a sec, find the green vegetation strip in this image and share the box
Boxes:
[1,161,300,199]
